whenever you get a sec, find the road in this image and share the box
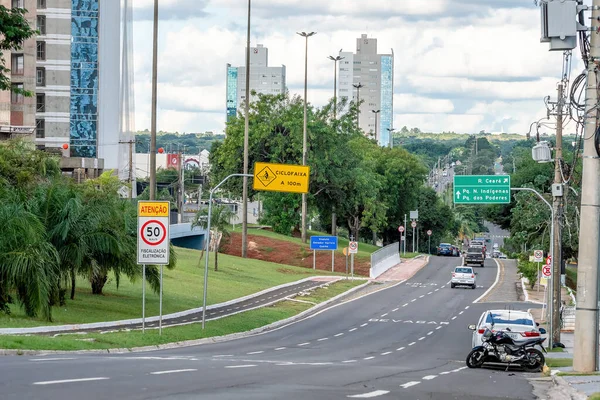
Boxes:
[0,256,540,400]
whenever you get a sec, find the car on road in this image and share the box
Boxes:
[465,247,485,267]
[469,309,546,348]
[437,243,454,256]
[451,266,476,289]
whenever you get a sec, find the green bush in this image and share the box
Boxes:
[517,256,538,289]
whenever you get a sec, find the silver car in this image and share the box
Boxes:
[469,309,546,348]
[451,266,476,289]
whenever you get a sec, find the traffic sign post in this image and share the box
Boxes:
[427,230,432,255]
[349,239,358,280]
[543,265,552,278]
[453,175,511,204]
[310,236,338,272]
[411,221,417,253]
[533,250,544,263]
[138,201,171,335]
[252,162,310,194]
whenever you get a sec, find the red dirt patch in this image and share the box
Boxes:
[221,232,371,277]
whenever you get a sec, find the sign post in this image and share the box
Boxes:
[453,175,511,204]
[343,247,349,279]
[137,201,170,335]
[427,230,432,254]
[411,221,417,253]
[349,238,358,280]
[398,226,405,257]
[534,250,543,292]
[310,236,338,272]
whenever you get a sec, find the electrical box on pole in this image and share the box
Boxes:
[540,0,587,51]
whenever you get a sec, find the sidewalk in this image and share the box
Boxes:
[374,256,429,282]
[522,277,572,323]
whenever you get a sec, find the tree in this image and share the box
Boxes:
[192,204,237,271]
[0,5,38,94]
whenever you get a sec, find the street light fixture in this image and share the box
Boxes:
[297,31,316,244]
[371,109,380,142]
[352,82,364,131]
[328,53,344,119]
[387,127,395,148]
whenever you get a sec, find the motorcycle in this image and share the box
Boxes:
[466,327,546,372]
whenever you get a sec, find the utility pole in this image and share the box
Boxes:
[241,0,251,257]
[387,127,395,148]
[119,139,136,198]
[353,83,364,131]
[574,1,600,372]
[371,109,380,142]
[149,0,158,200]
[328,54,344,119]
[550,83,564,347]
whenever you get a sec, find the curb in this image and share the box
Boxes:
[521,277,546,305]
[551,374,589,400]
[0,275,355,336]
[0,280,372,356]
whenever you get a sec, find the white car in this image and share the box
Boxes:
[469,309,546,348]
[451,266,476,289]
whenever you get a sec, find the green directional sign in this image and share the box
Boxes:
[453,175,511,204]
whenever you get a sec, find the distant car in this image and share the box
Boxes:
[498,253,507,259]
[451,266,476,289]
[437,243,454,256]
[469,309,545,348]
[465,247,485,267]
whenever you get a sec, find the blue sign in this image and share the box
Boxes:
[310,236,338,251]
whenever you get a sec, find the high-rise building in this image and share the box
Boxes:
[0,0,135,179]
[226,44,286,120]
[338,34,394,147]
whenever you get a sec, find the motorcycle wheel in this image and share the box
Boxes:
[466,348,486,368]
[521,348,545,372]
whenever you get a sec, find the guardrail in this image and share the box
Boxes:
[370,242,401,279]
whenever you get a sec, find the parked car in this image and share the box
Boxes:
[469,309,546,348]
[451,266,476,289]
[437,243,454,256]
[465,247,485,267]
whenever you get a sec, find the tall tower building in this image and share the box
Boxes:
[338,34,394,147]
[226,44,286,120]
[0,0,135,179]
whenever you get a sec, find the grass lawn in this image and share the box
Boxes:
[588,393,600,399]
[0,247,347,329]
[546,358,573,368]
[0,279,365,351]
[548,347,565,353]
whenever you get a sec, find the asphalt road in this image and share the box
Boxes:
[0,256,540,400]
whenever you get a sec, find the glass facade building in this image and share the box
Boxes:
[379,55,393,147]
[226,65,238,120]
[70,0,99,158]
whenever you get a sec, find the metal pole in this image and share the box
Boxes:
[142,264,146,333]
[202,174,252,329]
[551,83,564,347]
[404,214,407,256]
[412,225,415,253]
[428,235,431,255]
[159,264,163,335]
[178,150,183,223]
[241,0,251,258]
[331,250,334,272]
[574,0,600,371]
[313,249,316,270]
[351,253,354,280]
[149,0,158,200]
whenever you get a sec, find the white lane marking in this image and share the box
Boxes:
[452,316,457,320]
[364,356,375,360]
[459,311,464,315]
[419,295,425,298]
[427,331,434,335]
[474,259,501,303]
[349,328,358,332]
[225,365,257,369]
[33,377,109,385]
[298,342,310,346]
[452,366,468,373]
[427,291,433,295]
[30,358,77,362]
[247,351,263,355]
[381,351,392,355]
[275,347,286,351]
[396,347,405,351]
[408,342,416,346]
[150,369,197,375]
[422,375,437,380]
[439,371,451,375]
[343,360,357,363]
[411,299,417,302]
[402,303,409,307]
[380,313,388,317]
[447,280,452,284]
[436,326,443,330]
[361,323,369,327]
[435,289,440,292]
[318,338,329,341]
[392,308,399,312]
[465,306,470,310]
[347,390,390,398]
[400,381,420,388]
[214,355,233,357]
[418,337,425,341]
[334,333,344,337]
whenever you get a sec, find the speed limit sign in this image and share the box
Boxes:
[398,226,405,233]
[427,230,432,236]
[138,201,170,265]
[411,221,417,228]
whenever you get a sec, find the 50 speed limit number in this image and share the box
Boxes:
[138,201,170,265]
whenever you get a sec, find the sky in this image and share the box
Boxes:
[130,0,585,135]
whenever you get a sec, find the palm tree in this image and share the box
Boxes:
[192,204,237,271]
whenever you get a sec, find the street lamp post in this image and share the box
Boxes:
[352,82,364,131]
[387,127,395,148]
[297,31,316,244]
[328,54,344,119]
[371,109,380,142]
[241,0,251,258]
[149,0,158,200]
